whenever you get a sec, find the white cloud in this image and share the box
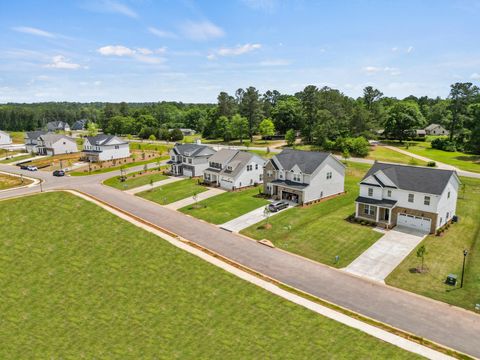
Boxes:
[407,46,414,54]
[83,0,138,18]
[181,20,225,40]
[471,73,480,80]
[12,26,55,38]
[44,56,82,70]
[136,47,153,55]
[391,47,398,52]
[148,27,176,38]
[98,45,136,56]
[97,45,165,64]
[217,43,262,56]
[362,66,400,76]
[259,59,291,66]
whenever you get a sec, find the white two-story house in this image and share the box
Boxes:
[263,149,346,205]
[36,133,78,155]
[203,149,266,190]
[82,135,130,162]
[25,131,48,153]
[0,130,12,146]
[169,143,216,177]
[355,162,460,233]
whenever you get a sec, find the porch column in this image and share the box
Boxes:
[376,206,380,222]
[387,208,392,225]
[355,202,359,217]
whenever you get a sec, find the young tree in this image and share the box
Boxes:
[285,129,296,147]
[87,122,99,137]
[148,134,156,142]
[258,118,275,142]
[416,245,427,271]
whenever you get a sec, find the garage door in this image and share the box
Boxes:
[183,168,193,177]
[397,213,431,232]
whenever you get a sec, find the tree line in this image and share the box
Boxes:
[1,82,479,154]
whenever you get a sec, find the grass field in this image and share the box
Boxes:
[0,173,33,190]
[137,178,208,204]
[368,146,428,166]
[386,176,480,312]
[7,131,25,143]
[247,149,275,158]
[0,192,417,359]
[241,163,383,268]
[103,169,168,190]
[0,154,32,164]
[390,141,480,173]
[70,157,167,176]
[180,186,269,224]
[23,153,82,170]
[129,142,171,154]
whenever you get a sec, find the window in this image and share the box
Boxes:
[446,212,450,219]
[267,170,273,177]
[247,165,252,171]
[279,173,283,179]
[440,217,443,225]
[259,174,263,181]
[255,164,258,170]
[364,205,375,216]
[188,158,192,164]
[387,190,392,197]
[448,191,451,199]
[326,172,332,179]
[293,173,301,182]
[408,194,414,203]
[368,188,373,197]
[424,196,430,206]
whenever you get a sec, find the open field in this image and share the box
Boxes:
[7,131,25,143]
[368,146,428,166]
[129,142,171,154]
[386,176,480,312]
[0,154,31,164]
[0,173,33,190]
[104,168,168,190]
[137,178,208,204]
[0,192,417,359]
[387,141,480,173]
[180,186,269,224]
[70,156,167,176]
[241,163,383,268]
[23,153,82,170]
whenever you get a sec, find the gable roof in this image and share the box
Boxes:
[172,143,215,157]
[46,121,69,130]
[207,149,238,164]
[425,123,445,131]
[25,130,48,139]
[362,162,457,195]
[86,134,126,146]
[272,149,331,174]
[71,119,87,130]
[219,151,265,178]
[38,133,73,144]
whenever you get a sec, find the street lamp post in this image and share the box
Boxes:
[460,249,468,288]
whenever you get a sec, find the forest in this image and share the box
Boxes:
[0,82,479,154]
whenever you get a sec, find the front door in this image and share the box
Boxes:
[384,208,390,221]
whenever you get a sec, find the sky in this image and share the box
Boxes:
[1,0,480,103]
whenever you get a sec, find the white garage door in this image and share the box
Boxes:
[183,168,193,177]
[397,213,431,232]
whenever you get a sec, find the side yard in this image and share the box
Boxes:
[367,146,428,166]
[180,186,269,224]
[103,167,168,190]
[0,173,33,190]
[137,178,208,205]
[241,163,383,268]
[70,156,167,176]
[386,176,480,312]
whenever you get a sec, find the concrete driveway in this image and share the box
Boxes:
[344,226,427,282]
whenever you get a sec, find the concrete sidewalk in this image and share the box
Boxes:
[220,202,291,232]
[344,226,427,282]
[165,187,225,210]
[126,176,183,195]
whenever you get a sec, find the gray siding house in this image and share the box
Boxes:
[169,143,216,177]
[36,133,78,155]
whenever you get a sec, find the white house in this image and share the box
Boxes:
[36,133,78,155]
[0,130,12,145]
[25,131,48,153]
[203,149,266,190]
[169,143,216,177]
[46,121,71,132]
[355,162,460,233]
[83,134,130,162]
[425,123,449,136]
[263,149,346,204]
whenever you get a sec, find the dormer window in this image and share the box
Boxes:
[293,173,301,182]
[368,188,373,197]
[326,172,332,180]
[387,190,392,197]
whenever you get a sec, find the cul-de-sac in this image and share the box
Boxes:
[1,1,480,359]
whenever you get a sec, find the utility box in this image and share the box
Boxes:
[446,274,457,286]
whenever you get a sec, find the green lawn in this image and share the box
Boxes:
[392,141,480,173]
[70,157,167,176]
[241,163,383,268]
[103,170,168,190]
[137,178,208,205]
[386,176,480,312]
[7,131,25,143]
[180,186,269,224]
[0,173,32,190]
[368,146,428,166]
[129,142,171,153]
[0,154,32,164]
[0,192,418,359]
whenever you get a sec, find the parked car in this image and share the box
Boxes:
[268,201,289,212]
[26,166,38,171]
[53,170,65,177]
[20,165,28,170]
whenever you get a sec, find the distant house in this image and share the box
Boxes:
[0,130,12,145]
[425,124,449,136]
[355,162,460,233]
[169,143,216,177]
[25,131,48,153]
[83,135,130,162]
[179,128,196,136]
[36,133,78,156]
[46,121,71,132]
[71,119,88,131]
[416,129,426,138]
[203,149,266,190]
[263,149,346,205]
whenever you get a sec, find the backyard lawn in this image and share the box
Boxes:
[0,173,32,190]
[391,141,480,173]
[241,163,383,268]
[386,176,480,312]
[103,169,168,190]
[367,146,428,166]
[0,192,418,359]
[137,178,208,205]
[180,186,269,224]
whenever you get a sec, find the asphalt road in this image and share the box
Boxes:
[1,164,480,358]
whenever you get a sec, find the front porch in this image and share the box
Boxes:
[267,181,305,204]
[355,196,397,229]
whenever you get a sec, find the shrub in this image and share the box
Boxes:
[427,161,436,167]
[431,138,456,152]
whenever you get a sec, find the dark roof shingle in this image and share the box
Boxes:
[273,149,331,174]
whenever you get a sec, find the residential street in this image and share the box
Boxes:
[1,164,480,358]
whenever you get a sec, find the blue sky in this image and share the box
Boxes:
[1,0,480,103]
